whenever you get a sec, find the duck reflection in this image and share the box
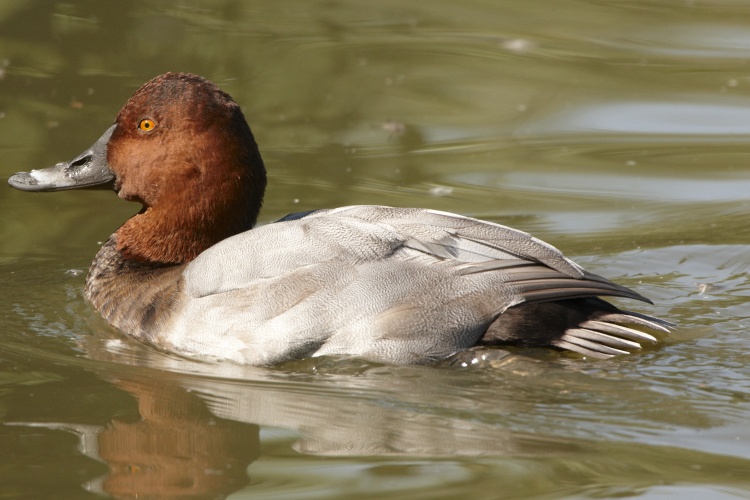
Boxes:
[7,373,261,498]
[182,358,581,458]
[12,353,574,499]
[97,378,259,499]
[7,344,749,499]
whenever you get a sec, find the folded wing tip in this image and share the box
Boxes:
[554,310,672,359]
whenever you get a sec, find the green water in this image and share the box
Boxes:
[1,1,749,498]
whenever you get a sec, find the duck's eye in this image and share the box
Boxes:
[138,118,156,132]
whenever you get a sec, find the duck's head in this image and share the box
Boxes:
[9,73,267,264]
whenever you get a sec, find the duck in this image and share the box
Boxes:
[8,72,672,365]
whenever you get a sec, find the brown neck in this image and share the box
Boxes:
[113,159,265,265]
[115,204,251,264]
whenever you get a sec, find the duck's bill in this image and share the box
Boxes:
[8,125,116,192]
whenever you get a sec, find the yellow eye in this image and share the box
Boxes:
[138,118,156,132]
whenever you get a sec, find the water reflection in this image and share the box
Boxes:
[82,341,584,459]
[95,378,260,498]
[9,351,750,498]
[11,375,260,499]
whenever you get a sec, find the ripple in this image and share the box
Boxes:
[522,98,750,136]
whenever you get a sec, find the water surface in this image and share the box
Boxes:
[1,1,749,498]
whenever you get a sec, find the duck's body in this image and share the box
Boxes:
[9,73,671,365]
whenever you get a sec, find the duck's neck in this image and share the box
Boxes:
[114,202,253,264]
[112,153,266,265]
[85,235,185,343]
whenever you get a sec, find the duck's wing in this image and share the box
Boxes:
[185,204,586,296]
[178,205,667,364]
[300,206,652,304]
[185,204,658,318]
[311,205,587,276]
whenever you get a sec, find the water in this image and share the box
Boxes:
[1,1,749,498]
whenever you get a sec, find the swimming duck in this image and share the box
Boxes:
[8,72,672,365]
